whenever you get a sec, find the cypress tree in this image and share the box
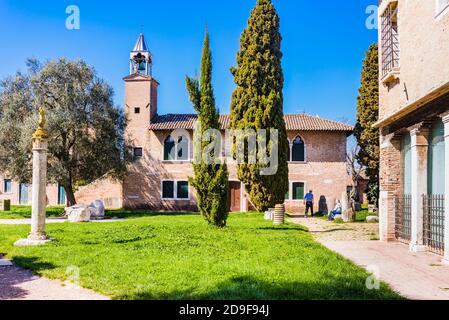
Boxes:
[354,44,380,205]
[229,0,289,212]
[186,31,230,227]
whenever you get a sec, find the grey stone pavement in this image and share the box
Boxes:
[0,264,109,300]
[291,216,449,300]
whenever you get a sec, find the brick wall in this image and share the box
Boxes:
[75,176,123,209]
[379,133,402,241]
[0,175,62,206]
[122,128,350,212]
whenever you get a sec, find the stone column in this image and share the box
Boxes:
[15,108,51,247]
[409,126,430,252]
[29,137,48,240]
[443,115,449,264]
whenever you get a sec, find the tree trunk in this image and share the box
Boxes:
[64,184,77,207]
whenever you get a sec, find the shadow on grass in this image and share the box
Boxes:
[105,210,199,219]
[12,256,57,273]
[116,275,402,300]
[257,226,307,232]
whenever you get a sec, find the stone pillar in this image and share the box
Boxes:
[379,133,401,241]
[15,108,52,247]
[409,126,429,252]
[29,137,48,241]
[443,115,449,264]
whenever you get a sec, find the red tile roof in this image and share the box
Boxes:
[148,114,353,132]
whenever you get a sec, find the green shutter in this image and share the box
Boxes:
[177,181,189,199]
[292,182,305,200]
[428,119,445,195]
[402,134,412,195]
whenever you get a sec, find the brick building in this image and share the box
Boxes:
[375,0,449,262]
[0,33,353,214]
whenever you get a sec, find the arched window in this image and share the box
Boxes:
[164,135,189,161]
[291,136,305,162]
[177,135,189,161]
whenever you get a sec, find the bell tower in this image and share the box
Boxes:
[124,33,159,157]
[130,33,153,76]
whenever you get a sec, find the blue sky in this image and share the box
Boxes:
[0,0,377,125]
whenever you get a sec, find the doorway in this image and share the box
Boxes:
[229,181,242,212]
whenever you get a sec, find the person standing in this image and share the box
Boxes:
[304,190,315,218]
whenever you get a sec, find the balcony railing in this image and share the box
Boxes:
[395,195,412,242]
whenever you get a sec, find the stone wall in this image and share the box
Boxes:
[379,0,449,121]
[379,133,402,241]
[75,176,123,209]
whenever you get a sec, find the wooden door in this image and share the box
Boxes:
[229,181,241,212]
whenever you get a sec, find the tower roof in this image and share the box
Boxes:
[133,33,149,52]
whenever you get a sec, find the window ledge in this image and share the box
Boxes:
[381,67,400,85]
[289,161,307,165]
[162,160,192,164]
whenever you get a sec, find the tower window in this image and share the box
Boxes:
[133,147,143,158]
[135,108,140,114]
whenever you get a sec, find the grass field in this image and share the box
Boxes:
[0,212,400,300]
[0,206,65,219]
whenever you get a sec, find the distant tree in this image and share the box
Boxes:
[0,58,129,206]
[186,32,230,227]
[354,44,380,206]
[347,145,365,212]
[229,0,289,212]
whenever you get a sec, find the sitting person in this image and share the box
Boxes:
[328,201,342,221]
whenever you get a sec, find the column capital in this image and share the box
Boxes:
[409,122,432,137]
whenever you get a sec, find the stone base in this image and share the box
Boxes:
[14,238,53,247]
[0,259,13,267]
[409,244,427,253]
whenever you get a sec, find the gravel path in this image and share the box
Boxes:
[0,264,109,300]
[289,215,379,241]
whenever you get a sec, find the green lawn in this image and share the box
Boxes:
[0,206,174,220]
[0,212,400,300]
[0,206,65,219]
